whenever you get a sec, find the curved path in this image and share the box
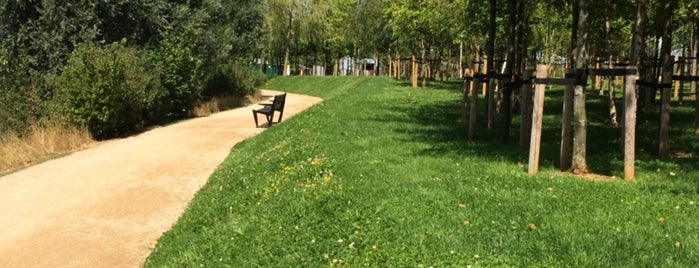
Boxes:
[0,90,322,268]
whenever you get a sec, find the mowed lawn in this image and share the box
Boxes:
[145,76,699,267]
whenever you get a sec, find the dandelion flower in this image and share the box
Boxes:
[527,223,537,231]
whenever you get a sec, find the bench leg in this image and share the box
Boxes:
[277,111,284,123]
[252,111,259,127]
[266,113,273,126]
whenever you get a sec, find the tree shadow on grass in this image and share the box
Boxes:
[372,84,699,182]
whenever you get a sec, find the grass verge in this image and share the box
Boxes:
[145,76,699,267]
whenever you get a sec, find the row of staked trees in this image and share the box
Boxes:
[262,0,699,174]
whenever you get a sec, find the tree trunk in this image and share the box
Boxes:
[631,0,648,113]
[459,40,464,78]
[283,12,293,77]
[484,0,497,129]
[500,0,517,143]
[373,50,378,76]
[658,0,674,156]
[572,0,589,174]
[605,2,618,126]
[604,0,618,127]
[516,0,528,76]
[333,57,339,76]
[693,21,699,134]
[560,0,578,171]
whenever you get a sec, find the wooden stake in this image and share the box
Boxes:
[412,54,418,88]
[624,67,638,180]
[674,60,681,99]
[529,65,548,175]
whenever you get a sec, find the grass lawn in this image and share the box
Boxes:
[145,76,699,267]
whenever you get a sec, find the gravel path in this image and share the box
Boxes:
[0,90,322,268]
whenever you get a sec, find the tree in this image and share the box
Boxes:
[658,0,674,156]
[266,0,329,76]
[572,0,589,174]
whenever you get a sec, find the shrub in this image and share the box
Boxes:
[149,30,204,120]
[204,63,266,99]
[53,41,154,139]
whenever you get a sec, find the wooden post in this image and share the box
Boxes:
[594,57,601,90]
[529,64,548,175]
[388,56,393,78]
[482,56,489,95]
[412,54,418,88]
[624,67,638,180]
[519,69,534,146]
[673,59,681,99]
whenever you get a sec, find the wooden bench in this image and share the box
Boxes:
[252,93,287,127]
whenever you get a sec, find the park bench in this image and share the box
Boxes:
[252,92,287,127]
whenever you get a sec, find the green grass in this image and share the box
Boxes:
[145,76,699,267]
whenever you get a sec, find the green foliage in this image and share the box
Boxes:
[0,48,32,135]
[150,29,204,120]
[1,0,267,137]
[145,77,699,266]
[53,41,154,139]
[204,64,266,98]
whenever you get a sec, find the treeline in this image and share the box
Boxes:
[3,0,698,139]
[264,0,698,79]
[0,0,266,139]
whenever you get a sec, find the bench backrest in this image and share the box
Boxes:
[272,93,286,112]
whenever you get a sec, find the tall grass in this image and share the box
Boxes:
[145,76,699,267]
[192,91,263,117]
[0,120,93,174]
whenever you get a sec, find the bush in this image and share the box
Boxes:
[149,30,204,121]
[53,41,155,139]
[204,63,266,99]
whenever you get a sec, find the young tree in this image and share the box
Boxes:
[658,0,674,156]
[572,0,589,174]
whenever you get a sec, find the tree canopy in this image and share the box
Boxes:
[2,0,699,137]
